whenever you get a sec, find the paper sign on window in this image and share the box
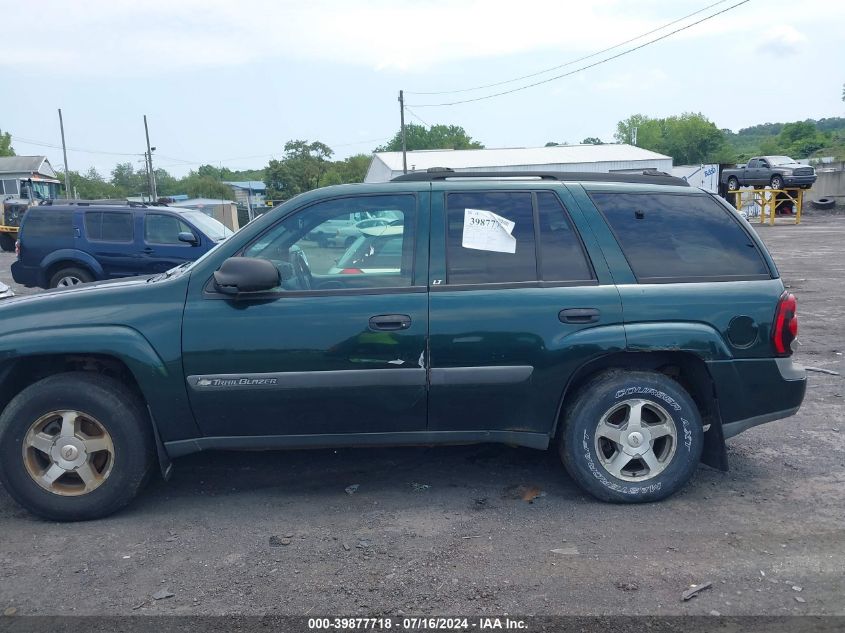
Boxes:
[461,208,516,254]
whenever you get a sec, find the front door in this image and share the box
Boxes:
[181,192,429,438]
[139,212,200,274]
[427,186,625,438]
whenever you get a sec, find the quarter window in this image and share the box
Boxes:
[446,192,536,285]
[243,194,416,291]
[591,192,770,282]
[22,210,73,238]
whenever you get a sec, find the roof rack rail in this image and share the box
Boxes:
[391,169,689,186]
[39,199,150,207]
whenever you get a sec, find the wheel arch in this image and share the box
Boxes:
[0,327,195,477]
[41,250,104,283]
[552,350,727,471]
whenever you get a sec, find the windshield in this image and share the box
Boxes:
[180,211,233,241]
[768,156,799,166]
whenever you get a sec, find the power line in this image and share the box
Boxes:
[408,0,750,108]
[11,135,143,157]
[406,0,730,96]
[404,107,430,127]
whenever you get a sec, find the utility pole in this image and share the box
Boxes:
[58,109,71,199]
[398,90,407,174]
[143,115,158,201]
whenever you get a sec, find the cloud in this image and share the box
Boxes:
[755,25,807,57]
[0,0,746,76]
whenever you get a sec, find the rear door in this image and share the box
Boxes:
[81,210,137,278]
[427,184,625,440]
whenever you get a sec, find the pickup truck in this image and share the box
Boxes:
[721,156,816,191]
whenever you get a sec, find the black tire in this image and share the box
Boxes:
[49,266,93,289]
[0,372,155,521]
[0,233,15,252]
[770,175,784,190]
[727,177,739,191]
[812,197,836,210]
[559,370,704,503]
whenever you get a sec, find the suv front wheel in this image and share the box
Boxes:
[0,373,155,521]
[560,370,703,503]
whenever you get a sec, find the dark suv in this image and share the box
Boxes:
[11,203,232,289]
[0,172,805,520]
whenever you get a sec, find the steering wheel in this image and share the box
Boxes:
[290,246,313,290]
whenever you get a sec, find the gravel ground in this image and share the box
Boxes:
[0,214,843,617]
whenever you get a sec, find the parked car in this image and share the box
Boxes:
[0,171,805,520]
[327,225,404,275]
[10,204,233,289]
[721,156,817,191]
[0,281,13,299]
[307,210,402,248]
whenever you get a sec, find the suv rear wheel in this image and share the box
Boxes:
[0,373,155,521]
[49,266,93,289]
[559,370,703,503]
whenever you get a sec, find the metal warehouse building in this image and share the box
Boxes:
[365,144,672,183]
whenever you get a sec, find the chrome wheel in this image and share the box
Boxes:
[594,399,677,482]
[771,176,783,190]
[56,276,83,287]
[22,410,115,496]
[728,178,739,191]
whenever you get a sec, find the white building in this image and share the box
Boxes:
[365,144,673,183]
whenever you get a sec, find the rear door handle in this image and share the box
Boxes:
[143,247,154,253]
[369,314,412,331]
[559,308,600,324]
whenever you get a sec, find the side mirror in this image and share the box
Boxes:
[213,257,279,295]
[178,231,199,245]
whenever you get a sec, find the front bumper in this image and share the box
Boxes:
[783,175,816,187]
[707,357,806,439]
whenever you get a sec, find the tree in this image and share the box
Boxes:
[68,168,124,199]
[322,154,371,186]
[614,112,732,164]
[581,137,604,145]
[0,128,14,157]
[110,162,148,196]
[264,140,334,200]
[376,123,483,152]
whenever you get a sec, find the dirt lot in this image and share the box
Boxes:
[0,215,843,617]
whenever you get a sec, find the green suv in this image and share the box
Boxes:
[0,171,805,520]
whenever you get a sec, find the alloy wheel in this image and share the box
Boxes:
[22,410,115,496]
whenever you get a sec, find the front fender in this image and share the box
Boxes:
[41,249,105,279]
[0,324,198,444]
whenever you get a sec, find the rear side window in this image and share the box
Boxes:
[446,192,536,284]
[22,209,73,238]
[591,192,770,282]
[536,192,593,282]
[85,211,134,242]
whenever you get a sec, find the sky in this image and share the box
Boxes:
[2,0,843,178]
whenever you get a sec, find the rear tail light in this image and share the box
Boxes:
[772,291,798,356]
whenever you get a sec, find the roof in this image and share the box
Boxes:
[0,155,58,179]
[171,198,236,207]
[223,181,266,191]
[372,144,671,172]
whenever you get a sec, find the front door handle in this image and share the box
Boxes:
[559,308,601,324]
[369,314,412,331]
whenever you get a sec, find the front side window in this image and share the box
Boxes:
[243,194,416,291]
[145,214,193,245]
[84,211,134,242]
[446,192,536,285]
[591,192,770,282]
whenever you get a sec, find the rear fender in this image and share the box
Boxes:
[41,249,104,279]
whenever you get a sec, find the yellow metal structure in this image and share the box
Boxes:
[733,187,804,225]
